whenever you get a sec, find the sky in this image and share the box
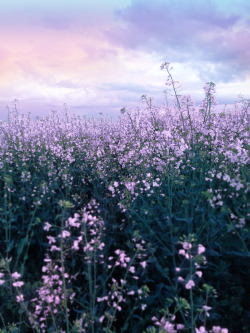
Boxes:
[0,0,250,121]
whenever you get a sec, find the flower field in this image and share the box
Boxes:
[0,63,249,333]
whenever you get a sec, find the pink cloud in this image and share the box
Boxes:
[103,0,250,83]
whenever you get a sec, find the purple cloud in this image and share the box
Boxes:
[40,16,72,30]
[103,0,250,83]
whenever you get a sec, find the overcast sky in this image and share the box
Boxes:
[0,0,249,121]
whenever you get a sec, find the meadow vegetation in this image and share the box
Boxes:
[0,62,249,333]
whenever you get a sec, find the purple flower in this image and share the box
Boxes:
[179,249,186,256]
[61,230,70,238]
[195,327,207,333]
[11,272,21,280]
[44,222,52,231]
[183,242,192,250]
[196,271,203,278]
[212,326,228,333]
[177,324,185,329]
[185,279,195,289]
[16,294,24,303]
[198,244,206,255]
[13,281,24,287]
[47,236,56,244]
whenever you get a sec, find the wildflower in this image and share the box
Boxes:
[11,272,21,280]
[177,324,185,329]
[50,245,60,252]
[47,235,56,244]
[44,222,52,231]
[196,327,207,333]
[179,249,186,256]
[216,172,222,179]
[212,326,228,333]
[185,279,195,289]
[0,280,5,285]
[140,261,147,268]
[203,305,212,317]
[97,296,108,302]
[68,216,80,228]
[183,242,192,250]
[198,244,206,255]
[72,240,80,250]
[158,318,177,333]
[108,186,114,193]
[196,271,202,278]
[129,266,135,273]
[99,315,105,323]
[61,230,70,238]
[16,294,24,302]
[46,295,54,303]
[13,281,24,287]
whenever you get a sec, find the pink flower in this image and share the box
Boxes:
[185,279,195,289]
[61,230,70,238]
[46,295,54,303]
[0,280,5,285]
[72,240,80,250]
[195,327,207,333]
[203,305,212,317]
[68,215,80,227]
[140,261,147,268]
[16,294,24,303]
[177,324,185,329]
[212,327,228,333]
[11,272,21,280]
[163,321,176,333]
[196,271,203,278]
[13,281,24,287]
[99,315,105,323]
[198,244,206,255]
[179,249,186,256]
[50,245,60,252]
[44,222,52,231]
[129,266,135,273]
[47,236,56,244]
[183,242,192,250]
[203,305,211,311]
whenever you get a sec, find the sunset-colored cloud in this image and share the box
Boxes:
[0,0,249,120]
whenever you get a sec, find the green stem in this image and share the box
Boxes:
[60,209,70,333]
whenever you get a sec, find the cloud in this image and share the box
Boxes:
[103,0,250,83]
[54,79,81,89]
[40,15,72,30]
